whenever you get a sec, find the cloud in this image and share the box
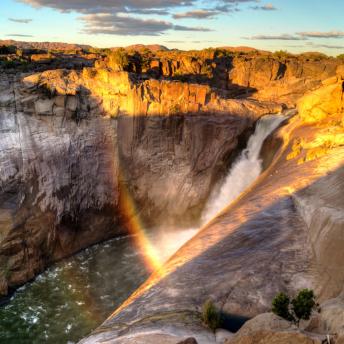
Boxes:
[304,42,344,49]
[246,34,305,40]
[127,9,170,15]
[18,0,261,14]
[222,0,258,3]
[251,3,277,10]
[173,9,219,19]
[315,44,344,49]
[6,34,34,37]
[246,30,344,41]
[202,0,275,15]
[19,0,214,35]
[297,31,344,39]
[213,0,257,13]
[8,18,33,23]
[17,0,260,35]
[18,0,194,13]
[80,13,211,36]
[174,25,212,32]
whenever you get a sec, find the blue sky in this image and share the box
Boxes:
[1,0,344,55]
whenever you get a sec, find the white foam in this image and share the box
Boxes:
[202,114,285,224]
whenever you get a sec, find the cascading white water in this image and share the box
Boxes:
[202,114,286,224]
[150,114,286,263]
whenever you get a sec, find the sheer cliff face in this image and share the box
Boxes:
[0,68,282,296]
[0,89,122,295]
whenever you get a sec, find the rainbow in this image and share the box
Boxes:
[118,175,164,275]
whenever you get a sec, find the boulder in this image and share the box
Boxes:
[225,330,322,344]
[305,297,344,337]
[225,313,323,344]
[229,313,297,336]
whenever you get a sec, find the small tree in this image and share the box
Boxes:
[273,50,293,59]
[202,300,222,331]
[272,292,294,322]
[272,289,317,326]
[291,289,316,325]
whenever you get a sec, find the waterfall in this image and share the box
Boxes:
[202,114,286,224]
[146,114,286,264]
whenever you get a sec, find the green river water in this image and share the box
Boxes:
[0,236,149,344]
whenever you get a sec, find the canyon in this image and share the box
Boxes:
[0,46,343,343]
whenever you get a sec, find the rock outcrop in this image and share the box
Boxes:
[225,313,324,344]
[226,330,322,344]
[109,49,342,107]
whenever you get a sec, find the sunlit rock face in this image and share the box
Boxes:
[292,75,344,300]
[80,76,344,344]
[0,68,281,296]
[117,49,341,107]
[228,56,340,106]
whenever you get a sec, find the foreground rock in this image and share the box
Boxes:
[80,76,344,343]
[226,330,322,344]
[225,313,324,344]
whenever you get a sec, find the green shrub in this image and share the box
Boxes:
[291,289,316,323]
[272,289,317,326]
[201,300,222,331]
[299,52,328,61]
[273,50,294,59]
[272,292,294,321]
[337,54,344,60]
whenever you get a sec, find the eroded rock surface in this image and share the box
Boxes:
[105,49,342,107]
[80,76,344,343]
[225,313,324,344]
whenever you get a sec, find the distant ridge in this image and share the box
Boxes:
[218,46,258,52]
[124,44,169,52]
[217,46,272,54]
[0,39,92,51]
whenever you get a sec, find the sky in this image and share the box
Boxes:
[1,0,344,55]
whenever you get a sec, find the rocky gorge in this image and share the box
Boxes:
[0,47,343,343]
